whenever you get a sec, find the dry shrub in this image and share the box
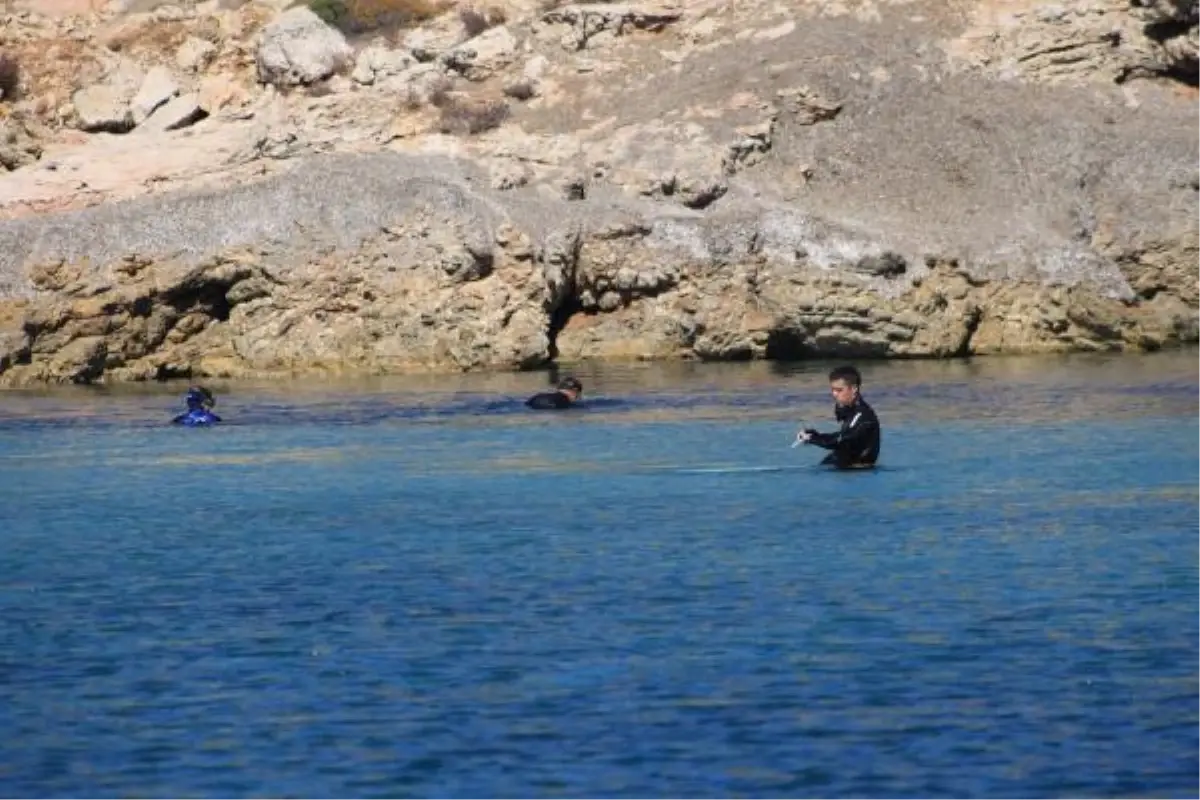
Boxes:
[105,19,189,56]
[502,79,534,101]
[304,0,443,35]
[427,74,453,106]
[0,53,20,103]
[459,5,505,36]
[437,97,508,135]
[306,79,336,97]
[402,84,423,109]
[399,74,451,109]
[458,7,488,36]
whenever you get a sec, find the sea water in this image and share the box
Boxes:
[1,352,1197,798]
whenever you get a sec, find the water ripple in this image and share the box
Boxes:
[1,354,1197,797]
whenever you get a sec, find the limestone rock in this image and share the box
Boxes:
[522,54,549,82]
[351,45,415,86]
[599,119,729,209]
[130,66,180,125]
[538,3,683,51]
[68,58,144,133]
[197,75,248,115]
[72,84,136,133]
[176,36,218,73]
[775,86,841,125]
[48,335,107,384]
[442,25,517,81]
[1129,0,1199,81]
[141,92,206,132]
[490,159,532,190]
[255,6,352,87]
[402,17,465,63]
[0,324,30,373]
[378,63,452,105]
[947,0,1199,85]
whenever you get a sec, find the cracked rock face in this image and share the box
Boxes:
[945,0,1199,85]
[0,0,1195,385]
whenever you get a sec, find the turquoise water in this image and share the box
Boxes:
[1,353,1197,798]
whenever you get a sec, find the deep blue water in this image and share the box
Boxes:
[1,354,1197,798]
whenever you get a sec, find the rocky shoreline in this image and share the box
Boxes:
[0,0,1196,386]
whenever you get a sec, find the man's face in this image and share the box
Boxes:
[830,379,858,407]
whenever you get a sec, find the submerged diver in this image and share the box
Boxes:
[525,377,584,410]
[796,365,880,469]
[172,385,222,426]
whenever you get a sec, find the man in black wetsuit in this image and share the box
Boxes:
[526,377,583,410]
[796,365,881,469]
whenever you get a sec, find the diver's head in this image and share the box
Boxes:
[556,376,583,403]
[185,385,216,411]
[827,365,861,407]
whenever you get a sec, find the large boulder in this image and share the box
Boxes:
[71,60,144,134]
[255,6,352,87]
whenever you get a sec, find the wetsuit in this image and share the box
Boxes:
[806,397,880,469]
[525,391,574,410]
[172,408,221,426]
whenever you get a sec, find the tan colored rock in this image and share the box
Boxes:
[351,45,415,86]
[402,15,466,63]
[72,84,136,133]
[47,335,107,384]
[538,3,684,51]
[442,25,518,81]
[140,92,206,132]
[946,0,1199,85]
[176,36,218,73]
[197,74,248,114]
[130,65,180,125]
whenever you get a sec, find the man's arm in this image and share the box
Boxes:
[803,411,876,451]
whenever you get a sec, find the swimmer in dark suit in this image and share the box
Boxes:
[525,377,583,410]
[795,365,880,469]
[172,385,221,426]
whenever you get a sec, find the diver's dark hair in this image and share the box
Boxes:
[828,365,861,387]
[557,376,582,392]
[188,385,216,407]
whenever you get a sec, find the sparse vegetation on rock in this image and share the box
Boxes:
[299,0,442,36]
[436,95,508,134]
[458,5,505,37]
